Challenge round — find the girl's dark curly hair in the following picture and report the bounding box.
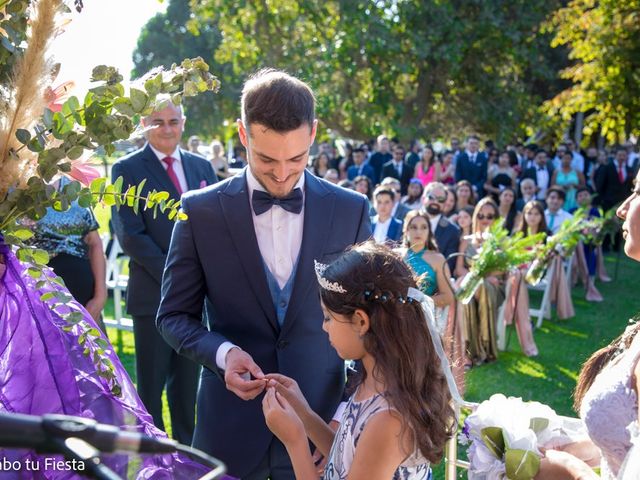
[319,241,455,463]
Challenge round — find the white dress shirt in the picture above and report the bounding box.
[373,216,392,244]
[535,166,550,200]
[148,144,189,193]
[545,208,573,234]
[216,169,306,370]
[430,214,441,235]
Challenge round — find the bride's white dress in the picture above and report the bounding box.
[580,325,640,479]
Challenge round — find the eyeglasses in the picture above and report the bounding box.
[477,214,496,220]
[427,194,447,202]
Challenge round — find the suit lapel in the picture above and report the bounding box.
[141,145,180,196]
[219,170,278,332]
[280,173,333,337]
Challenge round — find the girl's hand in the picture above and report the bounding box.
[265,373,312,421]
[535,449,599,479]
[262,387,306,446]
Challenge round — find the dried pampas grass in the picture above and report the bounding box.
[0,0,64,199]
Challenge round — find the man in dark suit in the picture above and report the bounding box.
[455,135,489,197]
[381,144,413,195]
[156,69,371,479]
[596,146,634,211]
[422,182,460,272]
[346,146,375,184]
[368,135,392,184]
[521,149,554,201]
[111,101,217,445]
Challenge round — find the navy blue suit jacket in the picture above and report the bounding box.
[371,216,403,244]
[434,215,461,272]
[455,152,488,197]
[156,170,371,477]
[347,163,376,184]
[111,144,217,316]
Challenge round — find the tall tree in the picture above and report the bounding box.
[132,0,238,139]
[193,0,564,143]
[543,0,640,144]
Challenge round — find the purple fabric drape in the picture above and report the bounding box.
[0,236,222,479]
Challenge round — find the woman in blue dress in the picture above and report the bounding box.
[400,210,454,308]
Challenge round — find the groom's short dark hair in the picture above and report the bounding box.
[241,68,315,133]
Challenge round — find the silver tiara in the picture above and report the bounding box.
[314,260,346,293]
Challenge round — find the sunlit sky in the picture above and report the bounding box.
[49,0,167,94]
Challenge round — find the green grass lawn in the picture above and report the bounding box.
[102,252,637,478]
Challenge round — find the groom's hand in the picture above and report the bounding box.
[224,348,266,400]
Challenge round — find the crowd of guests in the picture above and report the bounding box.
[293,135,638,380]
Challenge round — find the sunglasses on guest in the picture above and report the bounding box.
[477,213,496,220]
[426,194,447,202]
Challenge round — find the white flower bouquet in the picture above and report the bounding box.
[461,394,587,480]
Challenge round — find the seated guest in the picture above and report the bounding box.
[323,168,339,184]
[414,145,440,186]
[371,186,403,244]
[401,178,424,211]
[346,147,375,184]
[453,206,476,278]
[455,179,476,211]
[484,151,517,202]
[551,150,585,212]
[440,150,456,185]
[354,174,375,216]
[521,149,554,201]
[503,200,545,357]
[381,176,412,222]
[571,187,604,302]
[460,198,505,365]
[443,187,458,221]
[516,177,537,211]
[498,187,522,234]
[309,151,331,177]
[545,186,573,234]
[422,182,461,272]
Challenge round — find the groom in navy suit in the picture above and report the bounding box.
[157,69,371,479]
[111,100,217,445]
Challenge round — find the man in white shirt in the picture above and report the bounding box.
[544,186,573,234]
[156,69,371,479]
[371,186,402,244]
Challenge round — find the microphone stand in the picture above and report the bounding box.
[49,437,120,480]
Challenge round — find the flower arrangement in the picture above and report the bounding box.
[462,394,587,480]
[525,209,593,285]
[455,220,545,303]
[0,0,219,394]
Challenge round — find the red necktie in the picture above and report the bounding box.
[162,156,183,195]
[618,163,625,183]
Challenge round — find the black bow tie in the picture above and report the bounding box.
[252,188,303,215]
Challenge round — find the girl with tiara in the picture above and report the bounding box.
[261,242,457,480]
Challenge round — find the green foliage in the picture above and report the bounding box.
[543,0,640,144]
[192,0,564,143]
[0,0,30,82]
[132,0,239,139]
[0,49,218,395]
[457,220,545,302]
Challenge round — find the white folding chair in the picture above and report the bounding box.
[529,265,554,328]
[104,236,133,331]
